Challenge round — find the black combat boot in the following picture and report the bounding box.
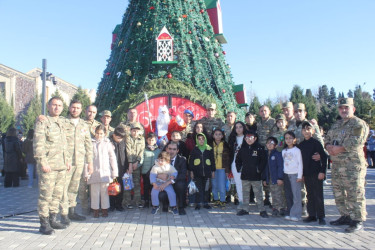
[39,216,54,235]
[68,207,86,221]
[330,215,351,226]
[345,220,364,233]
[60,214,71,226]
[49,213,67,229]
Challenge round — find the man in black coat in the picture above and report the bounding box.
[166,141,187,215]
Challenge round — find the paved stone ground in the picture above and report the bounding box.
[0,169,374,249]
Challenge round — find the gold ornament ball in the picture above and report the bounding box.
[137,22,142,27]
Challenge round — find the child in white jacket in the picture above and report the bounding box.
[87,125,118,218]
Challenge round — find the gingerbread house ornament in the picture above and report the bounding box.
[156,26,174,61]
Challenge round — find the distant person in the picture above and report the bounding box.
[3,127,22,187]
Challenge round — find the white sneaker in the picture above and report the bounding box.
[285,216,291,220]
[290,217,299,222]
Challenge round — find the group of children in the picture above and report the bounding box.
[86,119,327,225]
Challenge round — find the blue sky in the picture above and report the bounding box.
[0,0,374,103]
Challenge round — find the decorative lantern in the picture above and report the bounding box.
[156,26,174,62]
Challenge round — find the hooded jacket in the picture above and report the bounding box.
[188,133,216,177]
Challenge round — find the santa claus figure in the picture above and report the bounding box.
[151,105,186,147]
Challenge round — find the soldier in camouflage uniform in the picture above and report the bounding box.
[124,123,145,208]
[79,105,102,214]
[100,110,114,137]
[271,114,288,152]
[257,105,275,206]
[33,97,70,235]
[198,103,225,138]
[222,111,236,142]
[60,100,93,225]
[119,108,145,137]
[325,98,369,233]
[288,103,324,145]
[282,102,296,129]
[180,109,195,141]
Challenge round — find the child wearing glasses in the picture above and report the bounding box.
[235,131,268,218]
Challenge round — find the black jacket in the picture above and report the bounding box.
[3,136,22,173]
[110,137,127,177]
[172,154,187,182]
[298,137,327,176]
[235,142,266,181]
[188,146,216,178]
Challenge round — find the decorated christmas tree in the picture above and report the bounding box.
[96,0,246,126]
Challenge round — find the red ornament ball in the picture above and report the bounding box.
[106,72,111,76]
[149,6,155,10]
[167,73,173,78]
[222,51,226,55]
[222,89,226,93]
[188,31,192,34]
[200,9,205,13]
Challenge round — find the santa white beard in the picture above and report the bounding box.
[156,112,170,137]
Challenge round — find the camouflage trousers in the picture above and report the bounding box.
[331,162,367,221]
[269,183,287,210]
[38,168,66,217]
[78,174,90,211]
[123,168,141,207]
[61,164,85,215]
[240,180,265,212]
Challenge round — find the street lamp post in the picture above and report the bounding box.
[42,59,47,115]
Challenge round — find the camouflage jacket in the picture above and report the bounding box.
[257,117,276,146]
[288,118,324,145]
[287,116,296,129]
[85,119,102,138]
[119,121,145,137]
[222,123,234,142]
[126,135,145,163]
[33,116,70,170]
[64,118,93,166]
[325,116,369,165]
[181,121,195,141]
[105,126,114,138]
[271,128,287,152]
[199,117,225,136]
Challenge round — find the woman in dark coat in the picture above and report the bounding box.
[3,127,23,187]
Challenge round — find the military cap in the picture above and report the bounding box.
[275,114,286,121]
[282,102,293,109]
[338,98,354,107]
[206,103,216,110]
[245,112,256,117]
[130,123,141,130]
[301,121,313,129]
[101,110,112,117]
[294,103,306,111]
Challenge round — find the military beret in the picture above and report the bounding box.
[184,109,194,118]
[338,98,354,107]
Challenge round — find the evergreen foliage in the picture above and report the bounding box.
[96,0,243,118]
[290,85,305,104]
[248,96,261,116]
[0,94,15,133]
[21,95,42,134]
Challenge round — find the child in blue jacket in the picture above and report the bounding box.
[263,137,287,216]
